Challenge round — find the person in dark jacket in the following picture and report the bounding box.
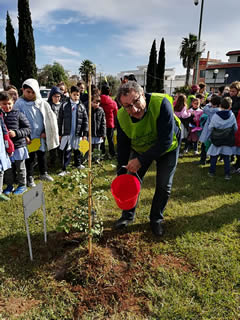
[115,81,181,236]
[58,86,88,176]
[91,93,106,162]
[47,86,62,167]
[0,92,31,195]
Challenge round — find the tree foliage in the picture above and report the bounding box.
[179,33,198,86]
[146,39,157,93]
[79,60,96,84]
[156,37,165,93]
[0,42,8,90]
[37,62,68,88]
[18,0,37,85]
[6,11,20,89]
[98,74,120,96]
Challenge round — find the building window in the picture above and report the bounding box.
[199,70,205,78]
[237,56,240,62]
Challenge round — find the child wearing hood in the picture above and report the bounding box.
[207,97,237,180]
[14,78,59,187]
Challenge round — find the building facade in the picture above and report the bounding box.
[117,66,192,95]
[205,50,240,92]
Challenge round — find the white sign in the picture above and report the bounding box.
[22,183,47,261]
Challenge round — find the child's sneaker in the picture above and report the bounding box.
[0,193,10,201]
[3,185,14,195]
[183,149,188,154]
[224,175,232,180]
[27,176,36,188]
[13,185,27,195]
[208,172,215,178]
[40,173,54,182]
[58,171,67,177]
[194,151,199,155]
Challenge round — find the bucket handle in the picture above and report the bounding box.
[117,166,142,184]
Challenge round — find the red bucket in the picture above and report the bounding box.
[111,174,141,210]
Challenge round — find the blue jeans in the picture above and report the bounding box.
[209,155,230,175]
[121,146,179,223]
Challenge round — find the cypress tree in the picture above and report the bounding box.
[18,0,37,85]
[156,37,165,93]
[146,39,157,93]
[6,11,20,89]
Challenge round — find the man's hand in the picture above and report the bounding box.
[126,158,141,173]
[40,132,46,139]
[9,130,16,138]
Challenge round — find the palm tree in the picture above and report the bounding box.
[79,59,96,84]
[179,33,198,86]
[0,42,8,90]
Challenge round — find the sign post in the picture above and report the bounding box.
[22,183,47,261]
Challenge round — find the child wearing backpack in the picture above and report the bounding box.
[207,97,237,180]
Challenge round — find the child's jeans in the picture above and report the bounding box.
[4,160,26,186]
[209,155,230,175]
[26,150,48,177]
[184,140,198,152]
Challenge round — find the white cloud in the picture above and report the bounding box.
[40,45,80,57]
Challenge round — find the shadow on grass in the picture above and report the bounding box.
[102,200,240,243]
[0,230,83,280]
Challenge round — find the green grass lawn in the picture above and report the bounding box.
[0,153,239,319]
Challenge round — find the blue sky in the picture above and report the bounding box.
[0,0,238,77]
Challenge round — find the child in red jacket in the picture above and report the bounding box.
[100,85,118,158]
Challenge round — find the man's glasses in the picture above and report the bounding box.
[122,95,141,110]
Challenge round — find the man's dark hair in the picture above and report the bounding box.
[221,97,232,109]
[101,85,110,95]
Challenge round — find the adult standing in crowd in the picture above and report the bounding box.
[115,81,181,236]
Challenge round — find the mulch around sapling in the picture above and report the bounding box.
[50,231,195,318]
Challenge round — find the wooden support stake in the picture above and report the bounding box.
[88,75,92,255]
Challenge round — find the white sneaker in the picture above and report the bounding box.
[58,171,67,177]
[40,173,54,182]
[76,165,85,169]
[194,151,199,155]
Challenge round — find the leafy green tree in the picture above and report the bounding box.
[79,59,96,84]
[18,0,37,85]
[37,62,68,88]
[156,37,165,93]
[0,42,8,90]
[179,33,198,86]
[98,74,120,96]
[146,39,157,93]
[6,11,20,89]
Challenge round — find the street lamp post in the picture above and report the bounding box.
[193,0,205,85]
[224,73,229,84]
[213,69,219,92]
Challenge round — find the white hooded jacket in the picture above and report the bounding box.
[22,79,59,151]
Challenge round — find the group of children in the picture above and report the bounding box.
[174,81,240,180]
[0,78,117,200]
